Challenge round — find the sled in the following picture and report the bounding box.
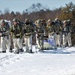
[43,36,56,50]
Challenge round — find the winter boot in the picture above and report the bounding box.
[14,50,19,54]
[2,50,6,53]
[29,49,34,53]
[19,48,24,53]
[26,49,29,53]
[9,47,13,53]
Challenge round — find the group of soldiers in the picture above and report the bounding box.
[0,18,72,54]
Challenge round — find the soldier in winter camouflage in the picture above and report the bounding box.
[10,19,24,54]
[0,19,11,53]
[41,19,48,39]
[54,18,62,47]
[47,19,57,49]
[35,19,45,50]
[62,20,72,47]
[24,19,34,53]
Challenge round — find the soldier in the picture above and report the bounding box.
[0,19,11,53]
[5,20,13,52]
[47,19,57,49]
[41,19,48,49]
[24,19,34,53]
[62,20,72,47]
[54,18,62,47]
[41,19,48,39]
[10,19,24,54]
[35,19,45,50]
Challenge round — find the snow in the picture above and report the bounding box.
[0,46,75,75]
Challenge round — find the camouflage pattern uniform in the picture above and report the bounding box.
[47,19,57,49]
[54,18,62,47]
[24,19,34,53]
[10,19,24,54]
[0,20,11,53]
[62,20,72,47]
[35,19,45,50]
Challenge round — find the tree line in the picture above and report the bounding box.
[0,2,75,22]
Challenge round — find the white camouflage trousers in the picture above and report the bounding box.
[36,34,44,49]
[13,38,23,51]
[55,33,62,47]
[1,36,11,51]
[24,35,32,52]
[63,33,72,47]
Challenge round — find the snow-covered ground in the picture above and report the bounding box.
[0,46,75,75]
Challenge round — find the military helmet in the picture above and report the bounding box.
[63,20,67,24]
[55,18,58,21]
[0,19,5,25]
[25,19,30,23]
[47,19,52,23]
[36,19,41,24]
[13,18,18,22]
[41,19,46,23]
[67,19,71,23]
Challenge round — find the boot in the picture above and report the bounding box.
[29,49,34,53]
[2,50,6,53]
[19,48,24,52]
[9,47,13,53]
[14,50,19,54]
[9,50,13,53]
[26,49,29,53]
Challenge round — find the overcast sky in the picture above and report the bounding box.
[0,0,75,13]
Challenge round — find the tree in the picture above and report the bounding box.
[59,2,74,20]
